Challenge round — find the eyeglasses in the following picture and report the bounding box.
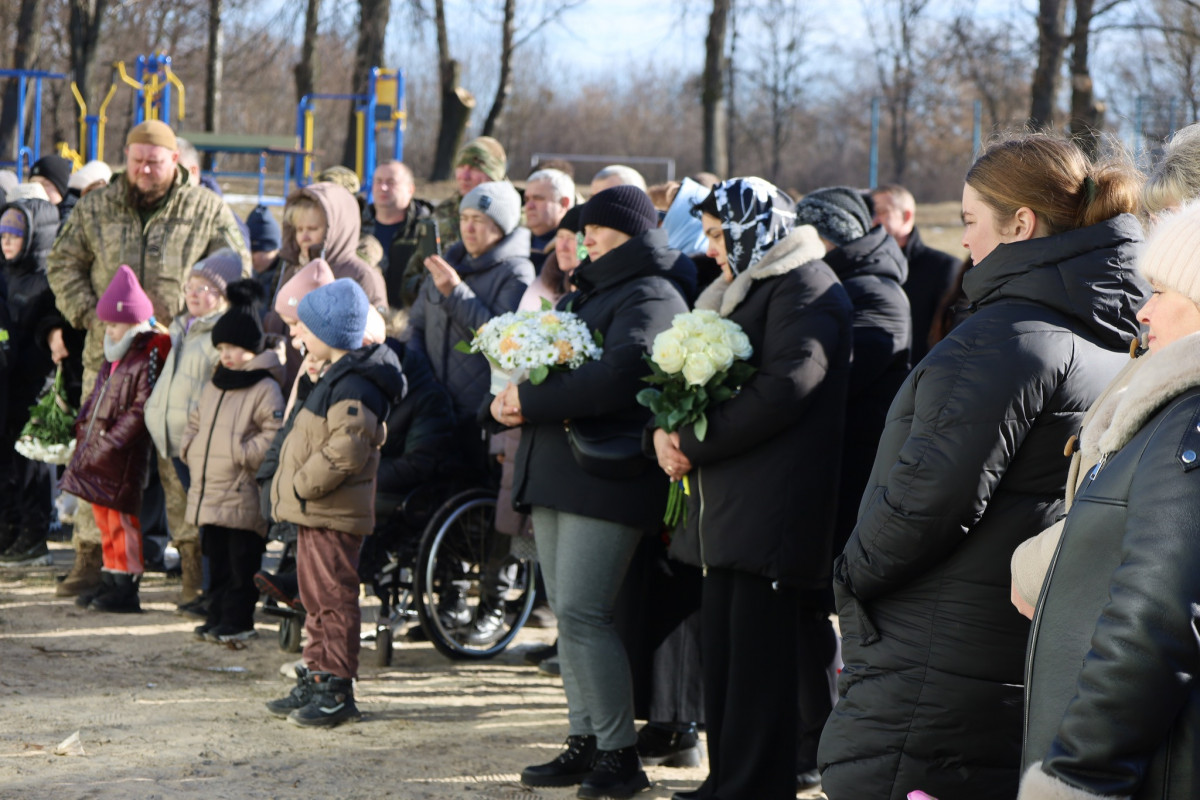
[185,284,219,297]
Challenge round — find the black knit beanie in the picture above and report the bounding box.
[30,155,72,198]
[579,185,657,238]
[794,186,873,247]
[557,204,582,235]
[211,279,266,353]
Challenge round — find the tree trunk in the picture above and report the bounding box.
[0,0,46,165]
[1067,0,1102,158]
[203,0,224,170]
[68,0,109,130]
[430,0,475,181]
[1029,0,1068,130]
[482,0,516,138]
[294,0,320,105]
[703,0,730,178]
[343,0,390,169]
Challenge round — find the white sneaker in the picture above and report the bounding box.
[280,657,305,677]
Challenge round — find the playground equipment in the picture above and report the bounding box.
[71,53,185,164]
[293,66,406,196]
[0,68,67,174]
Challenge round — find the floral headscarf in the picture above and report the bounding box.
[709,177,796,276]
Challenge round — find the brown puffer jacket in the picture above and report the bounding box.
[180,343,286,535]
[265,343,405,537]
[60,328,173,515]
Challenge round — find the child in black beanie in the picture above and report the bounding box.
[180,279,286,642]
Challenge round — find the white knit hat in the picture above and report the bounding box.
[1139,201,1200,303]
[68,160,112,192]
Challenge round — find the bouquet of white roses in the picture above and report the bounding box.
[457,299,603,393]
[15,365,78,465]
[637,309,756,525]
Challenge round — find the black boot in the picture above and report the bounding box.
[287,672,361,727]
[521,735,597,788]
[578,745,650,799]
[76,570,115,608]
[266,665,314,718]
[636,722,702,768]
[0,526,52,566]
[89,572,143,613]
[0,521,18,555]
[465,603,507,646]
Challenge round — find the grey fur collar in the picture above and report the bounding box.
[695,225,827,317]
[1081,332,1200,458]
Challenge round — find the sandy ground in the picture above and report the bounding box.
[0,542,827,800]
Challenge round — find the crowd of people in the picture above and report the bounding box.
[3,115,1200,800]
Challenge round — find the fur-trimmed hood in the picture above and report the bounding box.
[1080,332,1200,458]
[695,224,827,317]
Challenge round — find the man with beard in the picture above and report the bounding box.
[45,119,249,602]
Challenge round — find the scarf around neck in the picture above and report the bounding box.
[103,321,153,362]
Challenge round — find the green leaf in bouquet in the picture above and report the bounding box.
[454,339,475,354]
[541,297,553,311]
[593,329,604,347]
[709,385,733,404]
[636,387,662,410]
[529,364,550,385]
[727,361,757,385]
[678,393,695,412]
[667,408,688,430]
[694,412,709,441]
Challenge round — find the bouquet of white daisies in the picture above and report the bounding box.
[458,300,603,393]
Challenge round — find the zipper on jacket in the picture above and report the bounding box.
[193,390,227,526]
[1022,518,1069,759]
[696,470,708,577]
[82,375,113,445]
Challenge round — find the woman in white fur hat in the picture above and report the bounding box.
[1019,201,1200,800]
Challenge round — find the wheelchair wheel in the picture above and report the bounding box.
[278,614,302,653]
[366,626,392,667]
[414,488,537,660]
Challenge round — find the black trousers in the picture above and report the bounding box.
[202,525,266,631]
[697,567,798,800]
[797,608,840,771]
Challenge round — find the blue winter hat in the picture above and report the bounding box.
[298,278,369,351]
[246,205,282,253]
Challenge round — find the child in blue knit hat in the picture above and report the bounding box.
[260,278,406,728]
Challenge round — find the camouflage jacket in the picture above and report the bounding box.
[46,165,250,372]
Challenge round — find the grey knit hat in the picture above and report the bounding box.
[190,248,244,297]
[794,186,873,247]
[298,278,369,351]
[460,182,521,235]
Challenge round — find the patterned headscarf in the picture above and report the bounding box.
[709,177,796,276]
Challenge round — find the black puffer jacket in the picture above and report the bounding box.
[818,213,1149,800]
[512,227,690,530]
[823,225,911,557]
[1,197,59,414]
[901,226,961,363]
[668,226,853,585]
[1020,335,1200,800]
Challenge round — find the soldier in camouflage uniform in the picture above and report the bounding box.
[45,120,250,600]
[400,136,508,309]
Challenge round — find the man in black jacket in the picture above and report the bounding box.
[871,184,961,364]
[361,160,434,313]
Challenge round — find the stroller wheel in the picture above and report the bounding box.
[279,615,302,653]
[367,627,392,667]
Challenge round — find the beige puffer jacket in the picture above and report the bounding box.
[180,343,286,535]
[145,309,223,458]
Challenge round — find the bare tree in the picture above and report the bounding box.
[482,0,516,138]
[703,0,730,177]
[1030,0,1068,129]
[68,0,109,112]
[866,0,931,184]
[342,0,389,168]
[430,0,475,180]
[0,0,47,164]
[295,0,320,105]
[203,0,223,169]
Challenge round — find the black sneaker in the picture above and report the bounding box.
[521,735,597,788]
[193,623,214,640]
[287,673,361,727]
[266,666,314,718]
[636,722,702,768]
[577,745,650,799]
[175,594,211,620]
[0,529,52,566]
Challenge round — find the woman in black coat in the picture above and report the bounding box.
[654,177,854,800]
[492,185,690,799]
[817,134,1150,800]
[1019,202,1200,800]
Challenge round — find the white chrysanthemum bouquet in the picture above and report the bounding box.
[637,309,756,524]
[15,366,78,465]
[458,300,603,392]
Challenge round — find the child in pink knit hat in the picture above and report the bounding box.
[60,266,172,613]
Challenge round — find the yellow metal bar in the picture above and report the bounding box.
[115,61,142,90]
[303,110,315,181]
[97,83,118,159]
[146,74,159,120]
[165,67,186,121]
[355,110,365,181]
[70,81,88,159]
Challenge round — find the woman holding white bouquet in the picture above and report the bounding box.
[491,185,690,798]
[652,177,854,800]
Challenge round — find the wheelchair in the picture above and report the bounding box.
[363,483,538,663]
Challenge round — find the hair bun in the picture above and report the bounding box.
[224,278,266,309]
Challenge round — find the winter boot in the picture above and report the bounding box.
[0,526,53,566]
[266,665,314,718]
[56,541,103,597]
[75,569,115,608]
[287,672,361,727]
[177,541,204,606]
[0,521,20,555]
[521,735,598,788]
[636,722,702,768]
[577,745,651,799]
[88,572,143,613]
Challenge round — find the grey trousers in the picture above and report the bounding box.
[532,506,643,751]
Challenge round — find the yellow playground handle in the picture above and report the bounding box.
[165,67,186,121]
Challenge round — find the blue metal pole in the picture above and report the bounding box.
[135,55,147,124]
[973,99,982,157]
[86,114,99,161]
[869,96,880,188]
[16,76,27,173]
[395,71,405,163]
[364,68,378,196]
[1134,95,1145,168]
[160,55,172,122]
